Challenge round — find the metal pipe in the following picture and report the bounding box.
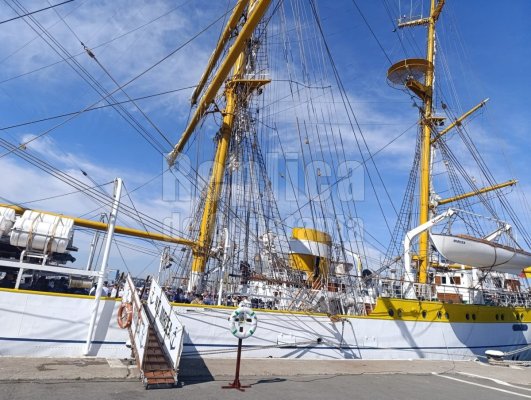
[157,246,170,283]
[217,228,230,306]
[0,203,196,248]
[85,214,105,271]
[437,179,516,205]
[83,178,122,356]
[431,98,489,144]
[403,209,455,298]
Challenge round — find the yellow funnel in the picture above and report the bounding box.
[289,228,331,279]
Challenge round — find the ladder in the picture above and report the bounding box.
[122,275,184,389]
[142,326,176,387]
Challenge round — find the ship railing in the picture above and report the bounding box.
[211,277,530,313]
[374,279,436,301]
[414,283,437,300]
[371,278,531,308]
[0,258,100,290]
[483,290,531,308]
[217,292,289,311]
[242,72,270,80]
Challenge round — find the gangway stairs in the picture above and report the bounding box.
[121,275,184,389]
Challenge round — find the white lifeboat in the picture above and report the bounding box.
[430,233,531,275]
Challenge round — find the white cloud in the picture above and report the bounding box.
[0,0,225,116]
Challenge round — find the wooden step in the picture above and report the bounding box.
[145,365,172,372]
[137,308,178,389]
[144,370,175,379]
[145,355,166,362]
[145,347,165,355]
[144,369,176,389]
[145,351,164,358]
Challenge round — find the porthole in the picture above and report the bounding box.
[397,308,403,318]
[421,310,427,319]
[521,313,525,321]
[515,313,520,321]
[437,311,442,319]
[465,313,470,320]
[495,314,499,321]
[472,314,476,321]
[445,312,450,320]
[501,314,505,321]
[388,309,394,317]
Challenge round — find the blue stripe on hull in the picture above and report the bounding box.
[1,337,528,353]
[0,336,126,345]
[181,342,530,351]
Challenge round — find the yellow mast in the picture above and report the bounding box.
[417,0,439,284]
[191,0,251,105]
[388,1,445,283]
[188,72,242,290]
[178,0,271,291]
[166,0,271,166]
[389,2,520,284]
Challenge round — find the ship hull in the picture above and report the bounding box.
[0,288,129,358]
[1,289,530,361]
[175,303,531,361]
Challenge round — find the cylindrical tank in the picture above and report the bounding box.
[10,211,74,254]
[289,228,331,280]
[0,207,16,237]
[69,277,94,289]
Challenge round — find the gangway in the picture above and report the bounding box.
[121,275,184,389]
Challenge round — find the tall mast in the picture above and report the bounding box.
[166,0,271,291]
[417,0,438,284]
[188,49,246,291]
[387,0,445,283]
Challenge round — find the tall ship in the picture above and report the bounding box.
[0,0,529,377]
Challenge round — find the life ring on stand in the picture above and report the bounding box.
[117,302,133,329]
[229,306,258,339]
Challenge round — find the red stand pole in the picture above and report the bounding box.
[222,338,251,391]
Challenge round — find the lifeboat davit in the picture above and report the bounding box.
[430,234,531,275]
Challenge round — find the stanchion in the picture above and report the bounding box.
[222,338,250,391]
[221,305,258,392]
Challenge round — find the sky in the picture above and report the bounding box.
[0,0,529,279]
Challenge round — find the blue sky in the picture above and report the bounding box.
[0,0,529,277]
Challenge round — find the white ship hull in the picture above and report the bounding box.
[431,234,531,275]
[176,307,531,361]
[1,289,530,361]
[0,289,130,358]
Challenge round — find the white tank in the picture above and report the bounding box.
[0,207,16,237]
[10,211,74,254]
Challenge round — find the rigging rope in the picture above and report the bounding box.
[308,0,398,259]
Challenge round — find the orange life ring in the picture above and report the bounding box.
[117,302,133,329]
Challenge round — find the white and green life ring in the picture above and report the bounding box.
[229,306,258,339]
